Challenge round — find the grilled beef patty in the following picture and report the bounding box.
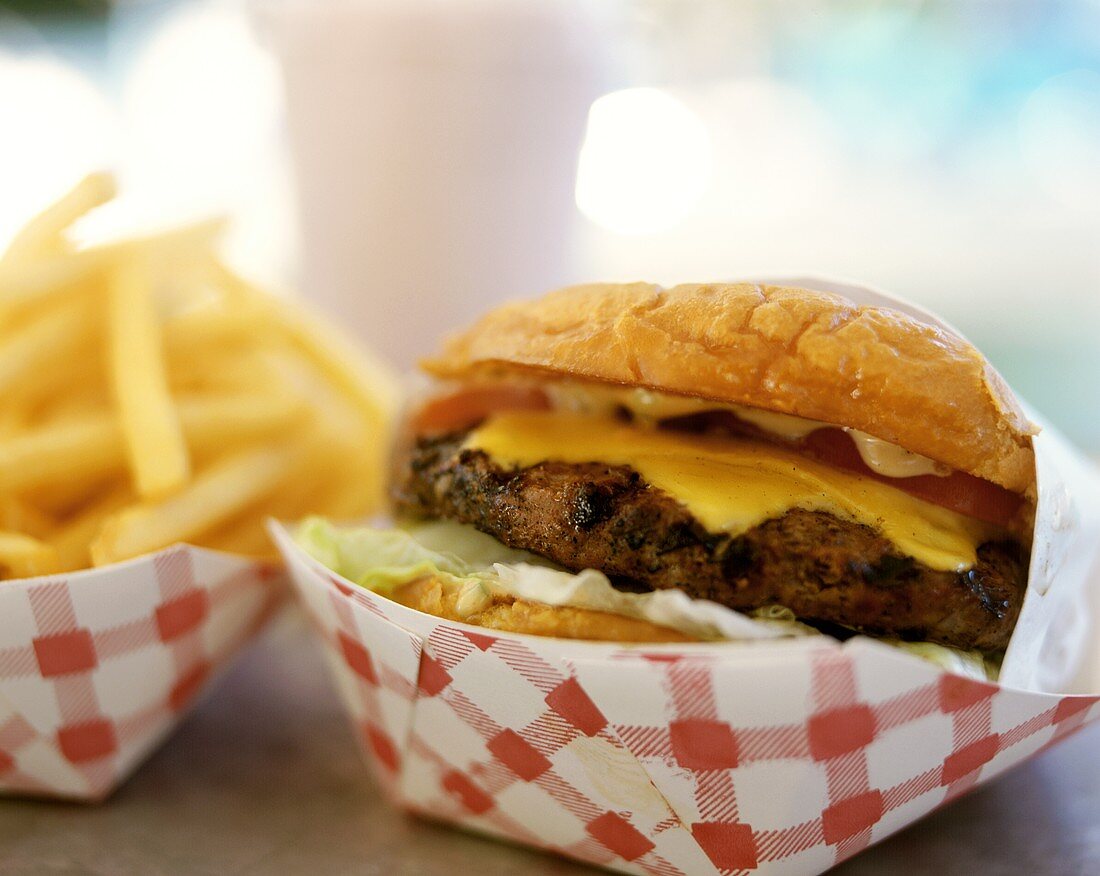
[396,431,1027,651]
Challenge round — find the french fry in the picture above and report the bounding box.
[5,346,105,417]
[0,531,59,578]
[26,476,124,519]
[209,258,400,423]
[177,394,306,453]
[254,348,388,510]
[0,393,304,494]
[202,481,322,558]
[256,348,364,441]
[164,302,266,354]
[0,296,97,396]
[196,437,337,558]
[0,497,55,540]
[50,487,132,572]
[0,405,29,441]
[0,180,396,576]
[308,457,380,520]
[201,518,281,560]
[0,173,116,265]
[167,347,277,395]
[34,376,110,424]
[211,261,397,510]
[107,254,191,498]
[90,443,301,565]
[0,416,121,494]
[0,218,225,316]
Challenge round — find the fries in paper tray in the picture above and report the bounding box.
[272,277,1100,875]
[0,175,396,799]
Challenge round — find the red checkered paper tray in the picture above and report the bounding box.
[274,521,1100,876]
[0,547,284,800]
[273,279,1100,875]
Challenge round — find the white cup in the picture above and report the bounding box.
[255,0,614,369]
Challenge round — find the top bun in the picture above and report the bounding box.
[424,282,1038,495]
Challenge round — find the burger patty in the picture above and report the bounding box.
[396,432,1028,651]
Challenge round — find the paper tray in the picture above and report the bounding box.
[0,546,285,801]
[274,525,1100,875]
[270,275,1100,873]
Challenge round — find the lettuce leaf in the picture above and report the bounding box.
[887,640,1000,682]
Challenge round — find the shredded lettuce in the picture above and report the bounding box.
[887,640,1000,682]
[297,520,463,592]
[296,517,554,589]
[296,517,998,680]
[746,604,820,636]
[296,517,782,641]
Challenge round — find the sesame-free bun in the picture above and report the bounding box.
[391,576,694,643]
[424,282,1038,495]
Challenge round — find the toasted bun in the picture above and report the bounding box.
[424,282,1038,495]
[391,576,694,643]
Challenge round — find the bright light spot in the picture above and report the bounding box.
[1019,69,1100,213]
[0,55,117,249]
[118,0,292,282]
[122,1,280,197]
[575,88,712,235]
[701,78,842,221]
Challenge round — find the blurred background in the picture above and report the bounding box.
[1,0,1098,450]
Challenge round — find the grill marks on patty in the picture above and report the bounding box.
[396,431,1027,652]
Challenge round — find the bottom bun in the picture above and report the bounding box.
[391,576,694,643]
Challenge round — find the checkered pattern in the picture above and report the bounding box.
[287,543,423,799]
[0,546,284,800]
[572,640,1100,874]
[275,527,1100,876]
[397,624,721,875]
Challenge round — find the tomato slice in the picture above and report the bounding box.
[800,429,1023,528]
[411,385,551,434]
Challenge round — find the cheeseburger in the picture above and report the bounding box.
[300,283,1036,676]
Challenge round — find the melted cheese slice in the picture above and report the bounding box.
[464,411,995,572]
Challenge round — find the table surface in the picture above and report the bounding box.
[2,611,1097,876]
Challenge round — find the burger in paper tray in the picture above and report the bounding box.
[275,279,1100,874]
[0,176,395,800]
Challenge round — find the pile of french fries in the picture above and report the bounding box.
[0,173,399,578]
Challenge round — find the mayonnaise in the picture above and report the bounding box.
[543,381,949,479]
[844,429,951,478]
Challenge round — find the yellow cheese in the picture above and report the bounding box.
[464,411,995,572]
